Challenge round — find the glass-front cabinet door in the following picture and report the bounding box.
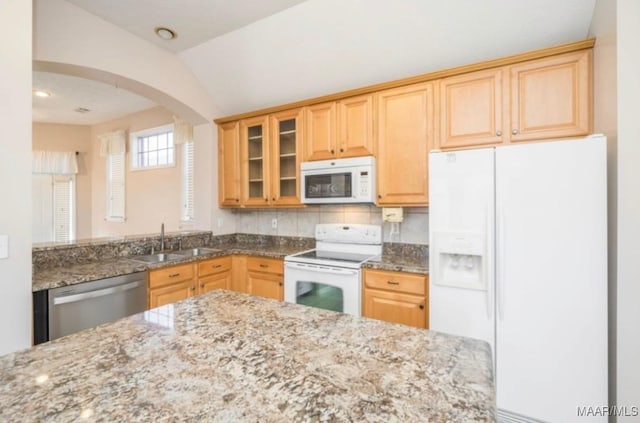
[240,116,270,206]
[270,109,303,206]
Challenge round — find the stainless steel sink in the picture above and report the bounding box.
[174,248,220,257]
[129,253,185,264]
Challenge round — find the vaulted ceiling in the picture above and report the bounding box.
[35,0,597,123]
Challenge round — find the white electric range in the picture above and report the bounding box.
[284,223,382,316]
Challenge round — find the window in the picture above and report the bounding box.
[32,175,75,243]
[53,176,75,242]
[106,152,126,222]
[182,141,195,222]
[130,124,175,170]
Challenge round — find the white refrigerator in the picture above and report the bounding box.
[429,136,607,422]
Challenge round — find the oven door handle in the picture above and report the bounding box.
[285,263,358,276]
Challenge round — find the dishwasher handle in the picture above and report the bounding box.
[53,281,142,306]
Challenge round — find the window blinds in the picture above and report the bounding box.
[53,176,74,242]
[107,152,126,221]
[182,141,195,221]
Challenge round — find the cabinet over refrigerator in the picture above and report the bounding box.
[429,135,607,422]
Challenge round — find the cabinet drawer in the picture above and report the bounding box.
[149,263,195,288]
[246,256,284,275]
[364,269,427,295]
[198,256,232,277]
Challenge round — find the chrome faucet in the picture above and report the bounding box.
[160,223,165,252]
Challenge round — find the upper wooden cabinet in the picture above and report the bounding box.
[218,122,241,207]
[234,111,304,208]
[509,49,592,142]
[375,82,434,206]
[304,95,374,161]
[270,109,303,206]
[439,68,506,149]
[437,49,592,150]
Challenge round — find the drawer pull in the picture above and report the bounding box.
[387,281,400,285]
[191,286,196,291]
[169,273,181,278]
[212,264,222,269]
[259,264,269,268]
[419,305,425,310]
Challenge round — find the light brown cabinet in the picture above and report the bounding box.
[438,49,592,150]
[246,256,284,301]
[240,115,270,206]
[269,109,304,206]
[375,83,434,206]
[218,122,241,207]
[148,263,197,309]
[439,68,506,149]
[509,49,591,142]
[197,256,232,294]
[363,268,428,329]
[304,95,374,161]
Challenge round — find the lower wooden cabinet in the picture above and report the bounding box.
[246,256,284,301]
[363,268,429,329]
[148,263,197,308]
[197,256,232,294]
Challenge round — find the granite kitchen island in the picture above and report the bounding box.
[0,290,495,421]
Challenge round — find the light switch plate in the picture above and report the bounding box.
[0,235,8,259]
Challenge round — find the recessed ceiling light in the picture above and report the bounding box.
[154,27,176,40]
[33,90,51,98]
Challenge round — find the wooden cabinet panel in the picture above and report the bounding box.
[246,256,284,275]
[439,68,506,149]
[337,95,374,158]
[304,102,337,161]
[363,289,427,329]
[364,269,427,296]
[198,256,232,278]
[510,50,591,142]
[231,255,248,293]
[247,271,284,301]
[240,115,270,206]
[198,272,231,294]
[149,279,195,309]
[149,263,195,289]
[218,122,241,207]
[376,82,433,206]
[270,108,304,206]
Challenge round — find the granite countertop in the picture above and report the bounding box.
[0,290,495,421]
[32,242,310,292]
[32,237,428,292]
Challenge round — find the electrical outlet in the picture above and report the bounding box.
[382,207,403,223]
[272,218,278,229]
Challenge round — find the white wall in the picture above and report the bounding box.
[588,0,618,410]
[0,0,32,354]
[616,0,640,418]
[33,0,216,124]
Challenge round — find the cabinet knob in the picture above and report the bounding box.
[330,149,335,154]
[512,129,519,135]
[279,282,283,286]
[200,284,204,288]
[235,198,239,202]
[191,286,196,291]
[265,198,268,202]
[419,304,425,310]
[340,148,344,153]
[272,198,276,201]
[377,195,382,199]
[496,130,502,136]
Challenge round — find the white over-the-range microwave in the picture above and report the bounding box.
[300,156,376,204]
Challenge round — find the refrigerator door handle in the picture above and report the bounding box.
[497,205,506,321]
[485,204,492,319]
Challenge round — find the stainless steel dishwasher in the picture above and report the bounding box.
[48,272,147,341]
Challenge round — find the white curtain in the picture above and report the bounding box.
[173,116,193,145]
[32,151,78,175]
[98,129,126,156]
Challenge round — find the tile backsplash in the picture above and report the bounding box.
[233,205,429,244]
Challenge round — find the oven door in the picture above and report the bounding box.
[284,262,361,316]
